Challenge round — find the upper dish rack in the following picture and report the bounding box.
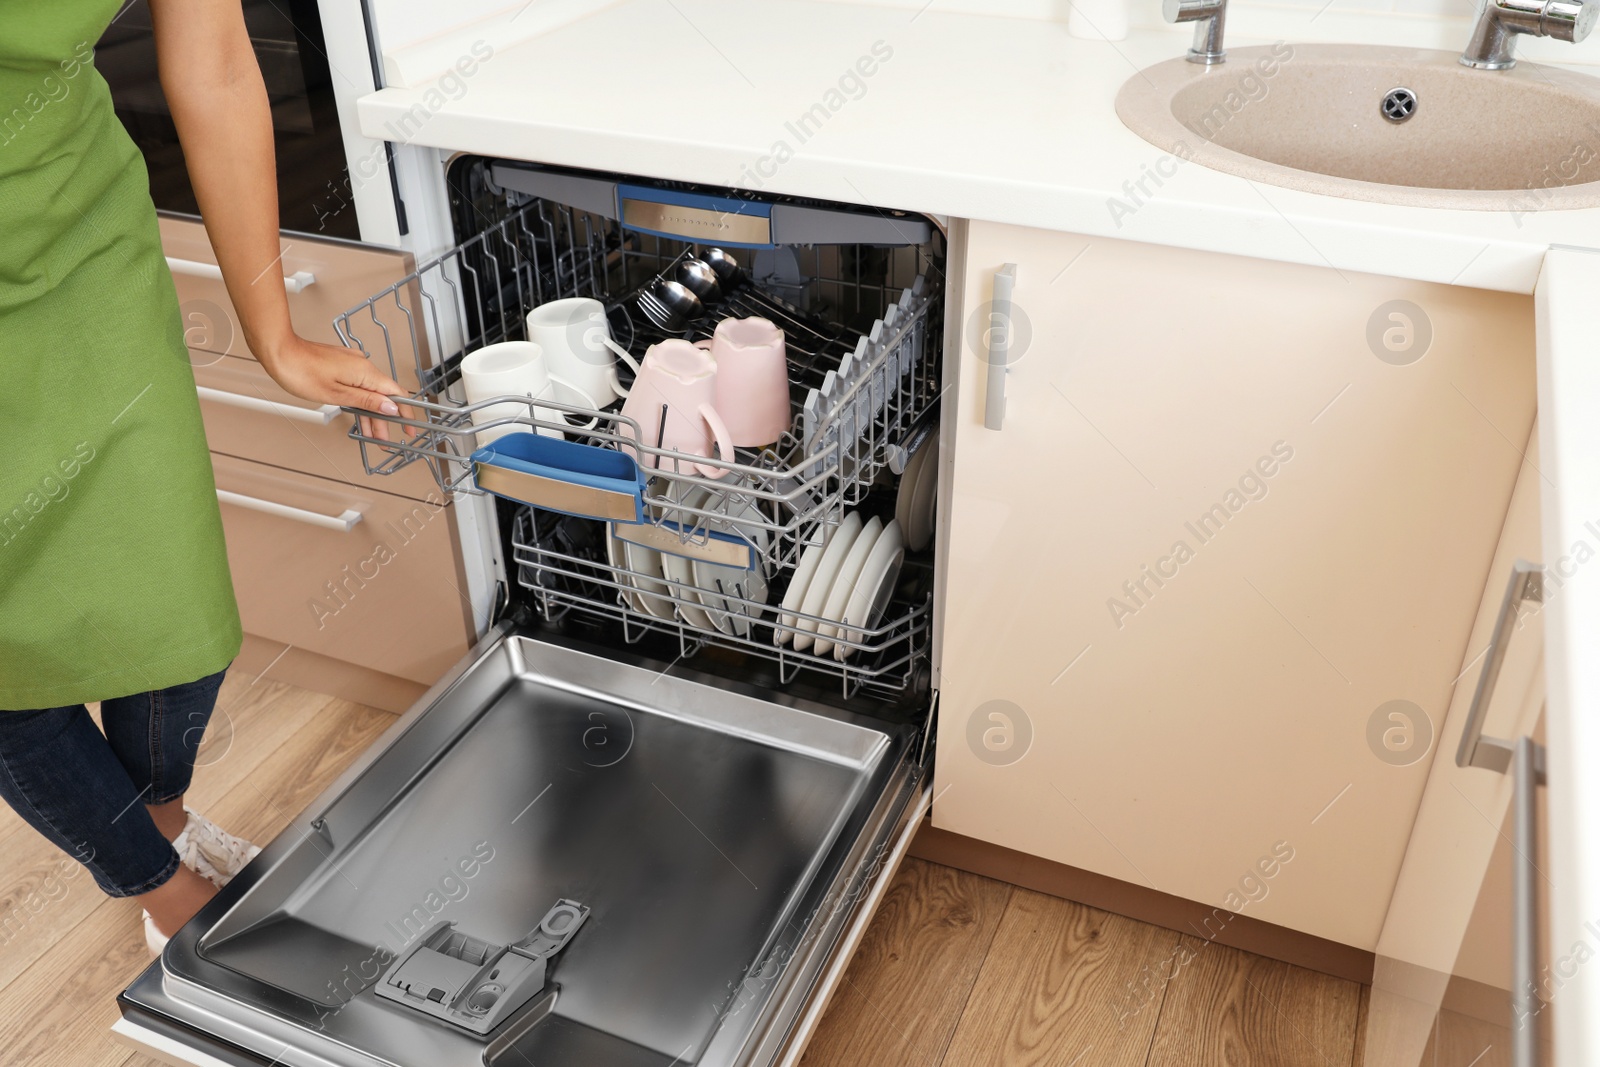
[334,192,943,573]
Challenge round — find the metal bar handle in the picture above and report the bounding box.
[216,489,362,533]
[166,256,317,294]
[1511,734,1548,1067]
[1457,559,1544,772]
[983,264,1017,431]
[195,386,340,425]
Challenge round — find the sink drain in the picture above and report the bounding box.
[1381,87,1418,123]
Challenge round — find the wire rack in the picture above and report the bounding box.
[510,508,932,699]
[333,197,943,573]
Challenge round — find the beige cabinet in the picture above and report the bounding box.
[159,216,471,706]
[159,215,429,389]
[212,454,472,686]
[934,220,1536,950]
[193,353,440,502]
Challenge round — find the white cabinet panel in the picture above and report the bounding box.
[1534,247,1600,1067]
[935,220,1535,949]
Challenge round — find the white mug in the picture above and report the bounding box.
[459,341,600,446]
[525,297,641,409]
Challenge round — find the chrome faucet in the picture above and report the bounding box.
[1461,0,1596,69]
[1164,0,1228,64]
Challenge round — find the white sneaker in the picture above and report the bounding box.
[143,910,169,955]
[181,809,261,888]
[142,814,261,956]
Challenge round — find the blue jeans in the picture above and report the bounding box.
[0,668,227,897]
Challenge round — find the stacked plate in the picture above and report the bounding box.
[607,483,770,638]
[777,511,906,661]
[894,427,938,553]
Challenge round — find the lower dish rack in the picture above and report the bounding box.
[511,507,932,700]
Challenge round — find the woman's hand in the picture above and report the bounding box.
[256,335,413,443]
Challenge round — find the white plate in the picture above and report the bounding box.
[659,485,717,630]
[693,556,768,638]
[605,526,644,614]
[621,536,675,620]
[813,516,882,659]
[792,511,863,652]
[776,522,835,646]
[693,493,770,638]
[836,519,905,661]
[623,477,680,621]
[904,429,939,553]
[894,435,927,537]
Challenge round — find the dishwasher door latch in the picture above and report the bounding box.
[374,898,589,1035]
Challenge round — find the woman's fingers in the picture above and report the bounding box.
[335,351,418,438]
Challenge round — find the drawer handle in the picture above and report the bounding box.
[1456,559,1544,773]
[216,489,362,532]
[984,263,1017,431]
[196,385,340,425]
[166,256,317,294]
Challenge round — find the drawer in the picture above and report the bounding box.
[211,453,472,685]
[194,353,440,502]
[160,215,430,391]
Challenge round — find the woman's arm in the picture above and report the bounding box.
[148,0,405,440]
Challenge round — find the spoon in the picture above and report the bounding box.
[703,247,747,288]
[676,259,724,304]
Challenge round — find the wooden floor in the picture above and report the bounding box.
[0,670,1372,1067]
[801,859,1371,1067]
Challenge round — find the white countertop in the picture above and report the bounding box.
[357,0,1600,293]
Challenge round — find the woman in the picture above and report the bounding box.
[0,1,406,951]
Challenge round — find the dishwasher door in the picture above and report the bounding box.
[117,629,927,1067]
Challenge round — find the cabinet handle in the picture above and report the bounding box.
[1510,735,1547,1067]
[195,386,340,425]
[983,263,1017,431]
[217,489,362,533]
[166,256,317,294]
[1456,559,1544,773]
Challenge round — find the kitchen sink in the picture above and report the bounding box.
[1116,43,1600,209]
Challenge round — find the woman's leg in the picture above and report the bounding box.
[0,704,215,935]
[99,667,227,842]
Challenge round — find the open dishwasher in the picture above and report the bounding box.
[118,158,946,1067]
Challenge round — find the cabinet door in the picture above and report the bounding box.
[1531,247,1600,1066]
[935,220,1535,949]
[1362,427,1544,1064]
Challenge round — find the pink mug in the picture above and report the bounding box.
[698,317,792,448]
[619,339,736,479]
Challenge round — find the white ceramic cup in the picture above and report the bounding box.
[459,341,600,446]
[619,339,736,479]
[699,317,791,448]
[525,297,642,409]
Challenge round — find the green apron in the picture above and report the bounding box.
[0,1,242,709]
